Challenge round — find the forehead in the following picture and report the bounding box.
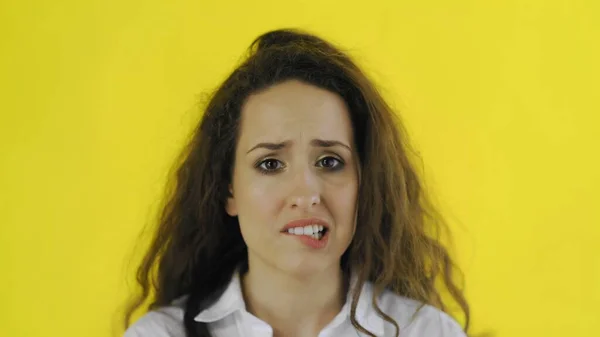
[238,80,354,144]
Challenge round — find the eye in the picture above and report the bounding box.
[257,158,284,173]
[316,156,344,170]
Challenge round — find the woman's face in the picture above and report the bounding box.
[226,80,359,277]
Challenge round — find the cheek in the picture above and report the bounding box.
[327,181,359,236]
[236,176,283,230]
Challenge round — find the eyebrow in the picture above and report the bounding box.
[246,139,352,154]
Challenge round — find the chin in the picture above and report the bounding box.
[278,256,337,277]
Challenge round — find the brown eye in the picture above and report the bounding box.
[317,156,343,170]
[258,159,283,173]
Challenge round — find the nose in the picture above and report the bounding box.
[287,167,321,210]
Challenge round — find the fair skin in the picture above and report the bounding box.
[225,80,360,337]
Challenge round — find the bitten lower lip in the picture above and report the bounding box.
[290,229,329,249]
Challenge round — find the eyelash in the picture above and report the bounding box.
[255,156,345,175]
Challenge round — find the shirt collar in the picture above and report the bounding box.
[194,270,385,335]
[193,269,247,322]
[346,274,386,335]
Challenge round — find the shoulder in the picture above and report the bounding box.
[124,304,186,337]
[377,289,467,337]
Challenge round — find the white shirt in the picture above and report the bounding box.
[125,271,466,337]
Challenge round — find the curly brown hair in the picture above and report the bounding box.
[123,28,470,337]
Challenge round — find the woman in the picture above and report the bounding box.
[123,28,470,337]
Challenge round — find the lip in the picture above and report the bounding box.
[280,218,330,232]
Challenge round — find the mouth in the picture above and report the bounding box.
[283,225,329,240]
[280,219,330,241]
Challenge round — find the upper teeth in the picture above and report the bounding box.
[288,225,324,235]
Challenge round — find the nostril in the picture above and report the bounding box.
[310,196,320,205]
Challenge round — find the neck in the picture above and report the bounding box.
[241,260,347,337]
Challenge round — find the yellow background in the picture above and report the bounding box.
[1,0,598,336]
